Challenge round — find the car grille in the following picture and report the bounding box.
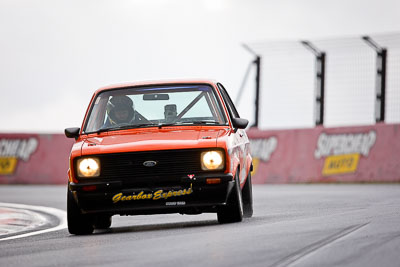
[76,149,223,184]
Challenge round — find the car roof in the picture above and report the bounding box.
[94,79,219,94]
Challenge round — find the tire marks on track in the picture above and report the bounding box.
[270,222,370,267]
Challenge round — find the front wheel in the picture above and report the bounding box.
[242,171,253,218]
[67,189,94,235]
[217,172,243,224]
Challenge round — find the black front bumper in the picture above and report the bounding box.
[69,173,234,215]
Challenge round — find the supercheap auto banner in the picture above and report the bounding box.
[247,123,400,183]
[0,134,74,184]
[1,124,399,184]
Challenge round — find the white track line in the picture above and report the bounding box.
[0,202,67,242]
[0,207,47,235]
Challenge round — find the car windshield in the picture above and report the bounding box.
[83,84,228,133]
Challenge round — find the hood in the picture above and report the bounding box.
[80,126,230,155]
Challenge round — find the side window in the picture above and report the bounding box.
[217,83,240,119]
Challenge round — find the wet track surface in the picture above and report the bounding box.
[0,184,399,267]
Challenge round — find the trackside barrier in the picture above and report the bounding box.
[0,134,74,184]
[247,123,400,183]
[1,124,399,184]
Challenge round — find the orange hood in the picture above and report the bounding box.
[80,126,230,155]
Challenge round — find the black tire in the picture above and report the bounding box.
[242,171,253,218]
[217,172,243,224]
[94,215,112,229]
[67,189,94,235]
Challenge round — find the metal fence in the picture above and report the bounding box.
[238,33,400,129]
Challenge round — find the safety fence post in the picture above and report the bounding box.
[362,36,387,123]
[301,41,326,126]
[240,44,261,128]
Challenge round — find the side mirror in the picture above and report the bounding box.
[65,127,80,139]
[231,118,249,130]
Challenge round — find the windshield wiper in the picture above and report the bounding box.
[157,121,220,128]
[91,121,222,132]
[189,121,221,125]
[157,122,182,129]
[92,123,157,134]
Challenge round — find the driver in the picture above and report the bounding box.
[104,95,137,127]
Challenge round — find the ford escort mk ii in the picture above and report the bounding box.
[65,80,253,235]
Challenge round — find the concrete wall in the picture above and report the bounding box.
[1,123,399,184]
[248,123,400,183]
[0,134,73,184]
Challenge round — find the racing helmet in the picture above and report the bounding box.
[107,95,135,124]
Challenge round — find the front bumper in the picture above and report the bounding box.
[69,173,234,215]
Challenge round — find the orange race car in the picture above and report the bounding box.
[65,80,253,235]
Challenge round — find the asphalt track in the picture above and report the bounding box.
[0,184,399,267]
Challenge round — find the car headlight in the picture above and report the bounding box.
[77,158,100,177]
[201,151,224,170]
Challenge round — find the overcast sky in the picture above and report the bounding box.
[0,0,399,133]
